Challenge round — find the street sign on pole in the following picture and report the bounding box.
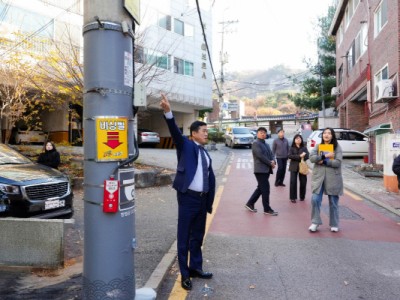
[228,103,238,111]
[95,116,128,161]
[124,0,141,24]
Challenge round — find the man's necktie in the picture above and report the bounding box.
[199,146,209,193]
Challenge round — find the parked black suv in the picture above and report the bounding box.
[0,143,73,218]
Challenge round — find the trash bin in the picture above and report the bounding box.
[363,155,369,163]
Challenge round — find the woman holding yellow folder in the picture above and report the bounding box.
[308,127,343,232]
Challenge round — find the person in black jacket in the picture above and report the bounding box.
[37,141,60,169]
[288,134,309,203]
[392,154,400,189]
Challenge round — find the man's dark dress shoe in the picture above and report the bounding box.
[181,277,192,290]
[189,269,213,279]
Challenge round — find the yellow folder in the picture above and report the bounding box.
[318,144,334,160]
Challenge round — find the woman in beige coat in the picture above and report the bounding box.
[308,128,343,232]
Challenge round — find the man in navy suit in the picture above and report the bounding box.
[160,93,215,290]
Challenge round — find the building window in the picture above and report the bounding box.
[158,14,171,31]
[344,0,360,30]
[174,19,184,35]
[338,65,343,85]
[360,23,368,55]
[0,3,54,38]
[375,65,389,83]
[337,22,343,45]
[174,58,184,74]
[134,47,170,70]
[374,0,387,37]
[134,46,145,64]
[174,58,194,76]
[146,50,171,70]
[184,61,194,76]
[347,42,355,73]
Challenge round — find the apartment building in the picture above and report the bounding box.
[330,0,400,191]
[0,0,212,145]
[0,0,83,144]
[135,0,213,138]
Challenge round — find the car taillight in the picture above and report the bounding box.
[310,140,316,147]
[141,133,148,136]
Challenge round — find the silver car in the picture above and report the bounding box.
[137,128,160,147]
[224,127,254,148]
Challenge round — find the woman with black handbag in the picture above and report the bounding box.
[288,134,309,203]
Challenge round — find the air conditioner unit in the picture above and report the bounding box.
[331,87,341,96]
[375,79,395,103]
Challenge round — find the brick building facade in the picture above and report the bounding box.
[331,0,400,135]
[330,0,400,191]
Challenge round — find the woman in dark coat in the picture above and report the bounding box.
[288,134,309,203]
[37,141,60,169]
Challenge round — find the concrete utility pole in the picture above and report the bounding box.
[218,20,238,130]
[83,1,138,298]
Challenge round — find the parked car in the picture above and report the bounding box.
[307,128,369,157]
[224,127,254,148]
[0,143,74,218]
[137,128,160,147]
[15,130,47,145]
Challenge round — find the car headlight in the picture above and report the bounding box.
[0,184,20,194]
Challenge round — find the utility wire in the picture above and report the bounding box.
[195,0,222,97]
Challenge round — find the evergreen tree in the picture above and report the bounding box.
[290,5,337,111]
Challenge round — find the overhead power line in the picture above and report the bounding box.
[195,0,222,97]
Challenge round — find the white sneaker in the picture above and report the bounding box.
[330,227,339,232]
[308,224,318,232]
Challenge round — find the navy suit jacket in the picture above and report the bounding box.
[165,117,216,213]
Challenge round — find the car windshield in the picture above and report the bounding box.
[0,144,31,165]
[233,128,251,134]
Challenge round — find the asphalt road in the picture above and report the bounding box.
[158,147,400,300]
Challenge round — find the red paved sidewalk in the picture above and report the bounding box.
[210,152,400,242]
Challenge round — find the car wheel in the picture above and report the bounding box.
[225,140,228,147]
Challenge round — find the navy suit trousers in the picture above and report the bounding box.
[177,191,207,278]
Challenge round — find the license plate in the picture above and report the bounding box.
[45,199,65,210]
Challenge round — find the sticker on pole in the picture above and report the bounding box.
[96,117,128,161]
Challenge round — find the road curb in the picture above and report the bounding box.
[143,241,177,291]
[344,183,400,217]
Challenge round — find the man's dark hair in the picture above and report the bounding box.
[190,120,207,136]
[257,127,267,133]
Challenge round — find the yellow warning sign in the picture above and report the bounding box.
[96,117,128,161]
